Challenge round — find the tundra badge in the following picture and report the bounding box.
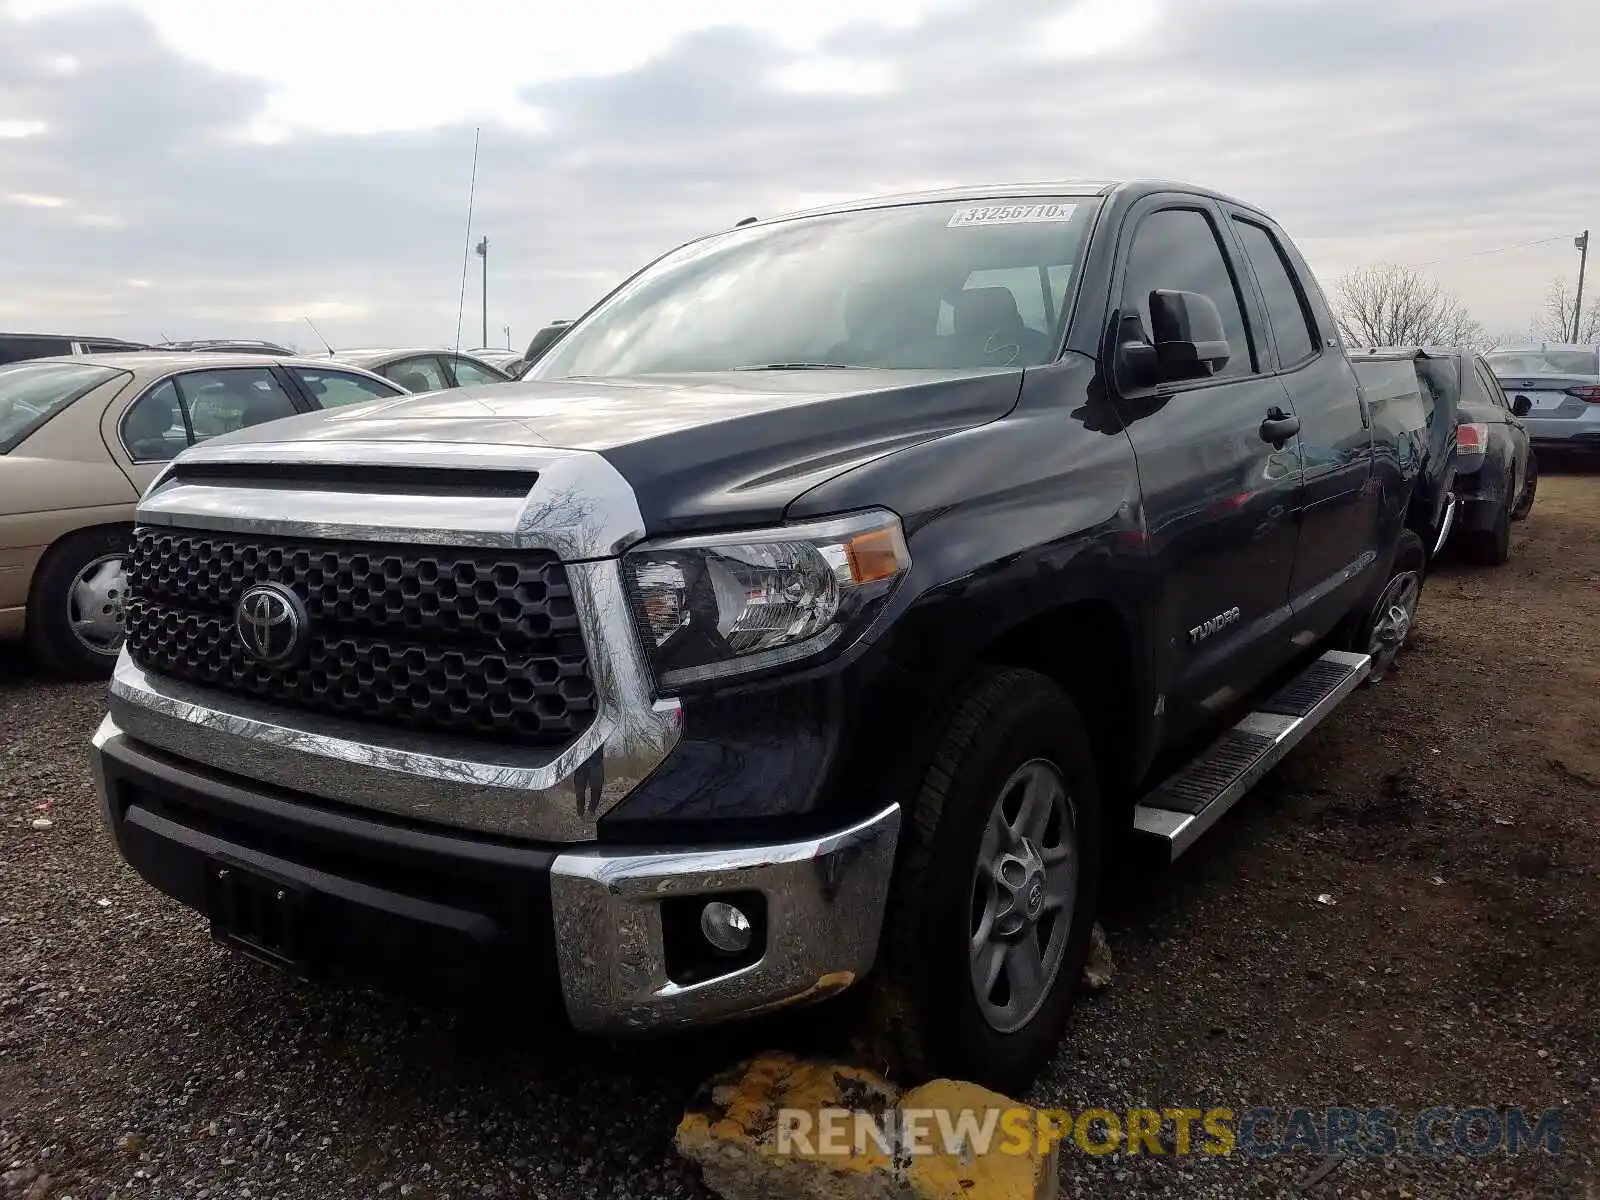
[1189,606,1241,645]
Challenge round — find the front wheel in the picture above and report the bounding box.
[877,667,1102,1094]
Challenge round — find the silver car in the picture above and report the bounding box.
[324,348,513,392]
[1485,344,1600,457]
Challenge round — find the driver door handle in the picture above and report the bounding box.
[1260,406,1300,447]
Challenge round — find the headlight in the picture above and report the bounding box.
[622,509,911,690]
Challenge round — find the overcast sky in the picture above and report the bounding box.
[2,0,1596,352]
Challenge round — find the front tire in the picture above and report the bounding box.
[27,525,133,679]
[878,667,1102,1095]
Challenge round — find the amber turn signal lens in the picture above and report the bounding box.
[844,525,909,584]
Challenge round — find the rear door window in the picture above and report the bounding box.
[176,368,298,443]
[1232,219,1319,368]
[0,361,121,452]
[381,356,450,392]
[446,356,508,386]
[291,367,402,409]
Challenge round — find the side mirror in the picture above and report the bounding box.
[1114,311,1161,389]
[523,319,573,366]
[1511,394,1533,418]
[1149,289,1230,379]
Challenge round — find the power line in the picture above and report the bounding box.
[1404,235,1570,269]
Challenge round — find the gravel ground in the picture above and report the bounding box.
[3,471,1597,1200]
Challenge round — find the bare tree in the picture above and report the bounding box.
[1333,264,1486,349]
[1483,328,1533,352]
[1535,277,1600,343]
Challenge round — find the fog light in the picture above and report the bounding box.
[699,901,753,955]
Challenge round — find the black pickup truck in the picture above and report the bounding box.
[91,181,1445,1092]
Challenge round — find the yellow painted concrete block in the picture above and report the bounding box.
[676,1052,1059,1200]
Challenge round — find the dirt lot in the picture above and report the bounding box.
[2,472,1597,1200]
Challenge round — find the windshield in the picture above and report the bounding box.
[0,361,121,453]
[531,198,1100,379]
[1486,348,1599,377]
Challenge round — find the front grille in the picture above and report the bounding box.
[124,527,597,744]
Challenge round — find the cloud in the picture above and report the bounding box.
[0,0,1596,349]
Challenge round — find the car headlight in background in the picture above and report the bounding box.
[621,509,911,690]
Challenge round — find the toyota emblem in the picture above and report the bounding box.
[235,582,308,667]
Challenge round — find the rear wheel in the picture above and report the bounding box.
[1461,479,1512,566]
[1340,529,1425,683]
[1511,452,1538,520]
[877,667,1102,1094]
[27,525,133,679]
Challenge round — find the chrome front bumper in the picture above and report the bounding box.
[92,711,900,1032]
[549,803,901,1032]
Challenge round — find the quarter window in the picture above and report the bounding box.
[121,380,188,462]
[1233,219,1319,367]
[1121,208,1254,379]
[1475,360,1510,411]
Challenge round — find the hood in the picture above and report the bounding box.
[189,369,1023,534]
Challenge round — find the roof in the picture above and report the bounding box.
[25,350,384,372]
[157,338,295,353]
[754,178,1270,228]
[1485,342,1598,354]
[331,348,457,366]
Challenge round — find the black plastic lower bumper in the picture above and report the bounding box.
[93,722,562,997]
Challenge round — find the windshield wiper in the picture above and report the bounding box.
[730,362,865,371]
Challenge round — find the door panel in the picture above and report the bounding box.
[1108,199,1304,732]
[1228,212,1375,628]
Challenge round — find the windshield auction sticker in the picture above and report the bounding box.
[947,202,1078,227]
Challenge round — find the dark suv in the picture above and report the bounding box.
[0,333,149,364]
[1354,347,1534,565]
[91,180,1439,1092]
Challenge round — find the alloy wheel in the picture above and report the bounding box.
[968,758,1077,1033]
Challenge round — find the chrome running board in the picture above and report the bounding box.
[1133,650,1372,860]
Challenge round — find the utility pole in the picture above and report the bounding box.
[475,235,489,347]
[1574,231,1590,343]
[502,324,512,350]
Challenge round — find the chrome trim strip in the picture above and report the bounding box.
[1134,650,1371,860]
[141,442,647,559]
[1432,492,1457,557]
[549,803,901,1032]
[107,555,680,842]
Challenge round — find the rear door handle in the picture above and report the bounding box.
[1260,407,1300,447]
